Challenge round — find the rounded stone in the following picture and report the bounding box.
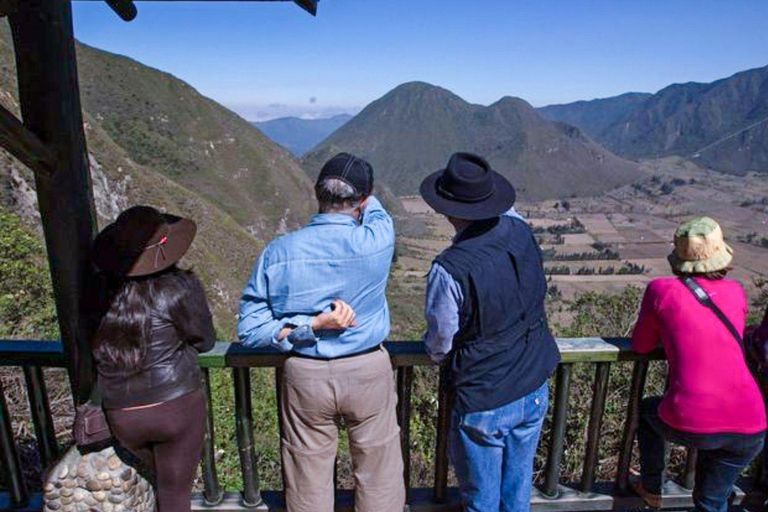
[85,480,100,492]
[93,491,107,502]
[108,455,121,470]
[93,456,108,470]
[46,502,61,511]
[97,471,110,481]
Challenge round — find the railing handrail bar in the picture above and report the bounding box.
[0,338,666,368]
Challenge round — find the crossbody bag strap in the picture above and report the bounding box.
[680,277,746,358]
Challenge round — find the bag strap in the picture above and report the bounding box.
[680,277,746,357]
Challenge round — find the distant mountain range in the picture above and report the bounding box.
[540,65,768,174]
[303,82,644,199]
[255,114,352,156]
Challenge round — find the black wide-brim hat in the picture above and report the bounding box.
[92,206,197,277]
[420,152,516,220]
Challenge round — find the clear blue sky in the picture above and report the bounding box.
[73,0,768,121]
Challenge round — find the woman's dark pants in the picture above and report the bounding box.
[106,389,206,512]
[638,396,764,512]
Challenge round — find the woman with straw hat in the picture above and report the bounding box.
[88,206,215,512]
[631,216,765,512]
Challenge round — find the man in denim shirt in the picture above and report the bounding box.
[238,153,404,512]
[421,153,560,512]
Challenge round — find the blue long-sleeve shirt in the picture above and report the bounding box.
[238,196,395,358]
[423,208,525,363]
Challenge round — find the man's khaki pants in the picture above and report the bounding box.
[280,346,405,512]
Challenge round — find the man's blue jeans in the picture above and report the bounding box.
[638,396,765,512]
[449,382,549,512]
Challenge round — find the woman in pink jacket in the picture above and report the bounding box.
[631,217,765,512]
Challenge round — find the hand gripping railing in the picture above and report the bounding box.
[0,338,720,511]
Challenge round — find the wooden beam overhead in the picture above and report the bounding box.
[0,0,19,17]
[74,0,319,17]
[0,105,55,177]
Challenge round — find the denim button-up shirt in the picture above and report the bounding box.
[238,196,394,358]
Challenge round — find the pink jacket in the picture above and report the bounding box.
[632,277,766,434]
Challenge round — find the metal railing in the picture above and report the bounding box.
[0,338,733,511]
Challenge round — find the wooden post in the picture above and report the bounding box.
[9,0,98,403]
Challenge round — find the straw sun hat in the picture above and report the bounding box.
[667,216,733,274]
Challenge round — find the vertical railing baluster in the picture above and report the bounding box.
[275,367,287,491]
[683,448,698,490]
[200,368,223,506]
[334,457,339,493]
[0,377,28,507]
[616,360,649,494]
[542,363,573,498]
[581,362,611,493]
[396,366,413,495]
[233,367,262,507]
[434,366,451,503]
[23,366,58,468]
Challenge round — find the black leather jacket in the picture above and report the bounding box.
[95,274,216,409]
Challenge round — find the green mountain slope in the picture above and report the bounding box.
[0,23,295,337]
[303,82,644,199]
[75,42,315,239]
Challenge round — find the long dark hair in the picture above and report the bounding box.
[89,266,203,372]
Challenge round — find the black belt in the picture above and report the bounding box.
[289,344,382,361]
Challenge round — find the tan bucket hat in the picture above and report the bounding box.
[667,216,733,274]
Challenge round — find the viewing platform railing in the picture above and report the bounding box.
[0,339,760,511]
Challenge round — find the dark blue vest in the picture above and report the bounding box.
[435,216,561,413]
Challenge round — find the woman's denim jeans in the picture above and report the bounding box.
[449,381,549,512]
[638,396,764,512]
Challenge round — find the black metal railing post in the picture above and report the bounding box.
[23,365,58,468]
[0,378,28,507]
[434,366,451,503]
[396,366,413,494]
[683,448,698,490]
[275,367,287,491]
[581,362,611,494]
[542,363,573,498]
[233,367,262,507]
[616,359,649,494]
[200,368,224,506]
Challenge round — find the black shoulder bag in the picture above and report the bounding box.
[680,277,748,360]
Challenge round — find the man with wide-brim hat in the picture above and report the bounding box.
[420,152,560,512]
